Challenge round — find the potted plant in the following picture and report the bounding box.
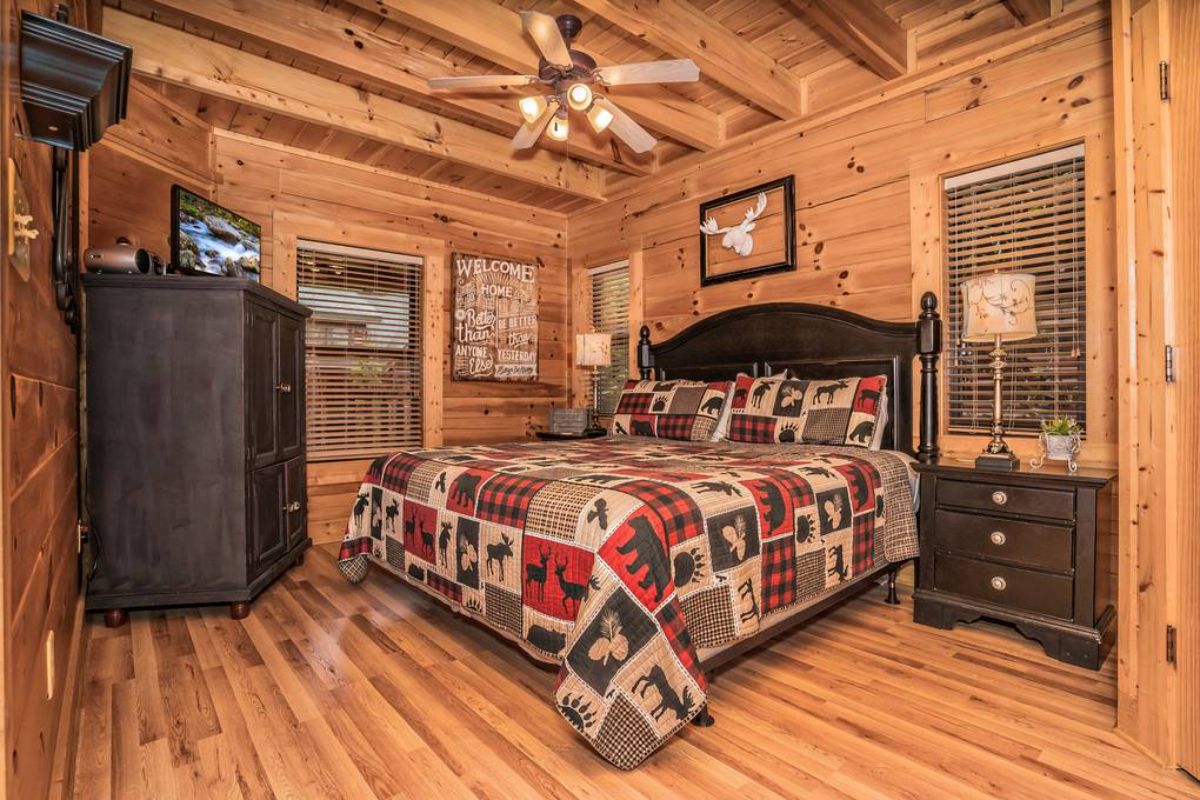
[1033,417,1081,472]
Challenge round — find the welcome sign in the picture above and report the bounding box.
[452,252,539,382]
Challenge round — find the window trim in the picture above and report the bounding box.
[588,259,631,416]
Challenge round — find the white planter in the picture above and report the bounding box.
[1034,432,1081,472]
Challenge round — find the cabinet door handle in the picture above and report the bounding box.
[989,530,1007,546]
[990,490,1008,506]
[990,576,1007,592]
[274,382,293,394]
[284,501,301,513]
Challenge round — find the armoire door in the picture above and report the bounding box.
[283,456,307,549]
[246,302,280,469]
[277,313,304,462]
[248,462,287,579]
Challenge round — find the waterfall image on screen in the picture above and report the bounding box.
[171,185,262,280]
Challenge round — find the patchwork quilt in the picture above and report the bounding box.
[338,437,918,768]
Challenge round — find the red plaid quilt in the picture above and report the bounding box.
[338,438,918,768]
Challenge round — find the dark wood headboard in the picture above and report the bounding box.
[637,293,943,460]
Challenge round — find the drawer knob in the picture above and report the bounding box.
[991,490,1009,506]
[274,382,293,394]
[285,501,301,513]
[990,576,1007,592]
[989,531,1007,546]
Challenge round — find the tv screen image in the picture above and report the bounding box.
[171,185,262,280]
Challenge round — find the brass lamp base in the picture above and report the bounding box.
[975,451,1020,471]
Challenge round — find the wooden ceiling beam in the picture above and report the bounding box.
[128,0,652,177]
[793,0,909,80]
[1002,0,1057,26]
[343,0,722,151]
[102,9,605,201]
[571,0,808,119]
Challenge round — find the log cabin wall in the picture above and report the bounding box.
[1,2,94,798]
[88,86,571,544]
[567,2,1118,468]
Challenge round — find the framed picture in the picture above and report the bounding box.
[451,252,539,382]
[698,175,795,286]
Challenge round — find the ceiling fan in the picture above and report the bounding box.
[427,11,699,154]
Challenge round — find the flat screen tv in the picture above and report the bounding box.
[170,185,261,281]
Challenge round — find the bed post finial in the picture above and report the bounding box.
[918,292,942,462]
[637,325,653,380]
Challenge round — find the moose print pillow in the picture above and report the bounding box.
[725,373,888,447]
[610,379,732,441]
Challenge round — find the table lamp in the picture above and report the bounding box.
[960,272,1038,471]
[575,332,612,432]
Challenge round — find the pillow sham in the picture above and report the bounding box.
[711,371,785,442]
[725,373,888,447]
[611,378,732,441]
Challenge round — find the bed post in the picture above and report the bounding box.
[917,292,942,463]
[637,324,653,380]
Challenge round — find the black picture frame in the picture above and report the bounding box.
[698,175,796,287]
[170,184,262,281]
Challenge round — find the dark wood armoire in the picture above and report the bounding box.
[83,274,311,623]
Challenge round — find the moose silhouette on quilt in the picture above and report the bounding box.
[338,438,916,768]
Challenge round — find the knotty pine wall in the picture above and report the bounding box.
[2,3,94,798]
[89,82,571,544]
[568,9,1118,468]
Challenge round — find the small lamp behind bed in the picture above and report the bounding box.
[960,272,1038,471]
[575,332,612,433]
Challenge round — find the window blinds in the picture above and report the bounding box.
[296,240,424,460]
[589,262,630,414]
[944,144,1087,436]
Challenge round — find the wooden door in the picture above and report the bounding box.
[277,312,304,462]
[1171,0,1200,779]
[246,301,280,469]
[248,463,287,579]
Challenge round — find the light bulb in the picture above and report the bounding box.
[566,82,593,111]
[587,103,614,133]
[518,95,547,123]
[547,114,569,141]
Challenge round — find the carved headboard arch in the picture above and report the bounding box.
[637,293,942,460]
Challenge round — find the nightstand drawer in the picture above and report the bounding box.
[934,554,1074,619]
[936,479,1074,521]
[933,510,1074,572]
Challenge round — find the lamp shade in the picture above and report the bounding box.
[960,272,1038,343]
[575,332,612,367]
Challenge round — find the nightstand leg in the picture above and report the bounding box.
[885,568,900,605]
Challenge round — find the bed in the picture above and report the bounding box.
[337,295,943,768]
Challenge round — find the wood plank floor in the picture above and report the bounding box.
[71,545,1199,799]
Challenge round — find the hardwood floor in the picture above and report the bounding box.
[71,545,1197,799]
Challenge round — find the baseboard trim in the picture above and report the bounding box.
[48,595,88,800]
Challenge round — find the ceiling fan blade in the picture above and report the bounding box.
[593,59,700,87]
[595,97,657,154]
[512,100,558,150]
[520,11,573,68]
[427,74,537,90]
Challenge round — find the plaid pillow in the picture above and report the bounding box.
[611,379,732,441]
[725,374,888,447]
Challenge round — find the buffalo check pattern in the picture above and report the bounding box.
[726,374,889,447]
[611,379,732,441]
[338,437,917,769]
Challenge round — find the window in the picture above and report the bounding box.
[945,144,1086,436]
[589,261,630,414]
[297,240,423,459]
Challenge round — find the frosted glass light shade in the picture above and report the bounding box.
[547,114,569,141]
[575,332,612,367]
[587,103,613,132]
[566,82,593,111]
[961,272,1039,343]
[518,95,547,123]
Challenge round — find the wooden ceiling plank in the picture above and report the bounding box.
[131,0,651,176]
[103,8,606,201]
[793,0,909,80]
[1002,0,1056,26]
[343,0,722,150]
[572,0,809,119]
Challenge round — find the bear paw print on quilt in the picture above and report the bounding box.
[726,374,887,447]
[610,379,732,441]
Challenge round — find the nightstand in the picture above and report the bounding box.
[912,460,1117,669]
[535,429,606,441]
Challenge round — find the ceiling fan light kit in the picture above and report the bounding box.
[426,11,699,153]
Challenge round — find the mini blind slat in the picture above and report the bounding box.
[297,240,424,460]
[590,263,630,414]
[945,147,1086,436]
